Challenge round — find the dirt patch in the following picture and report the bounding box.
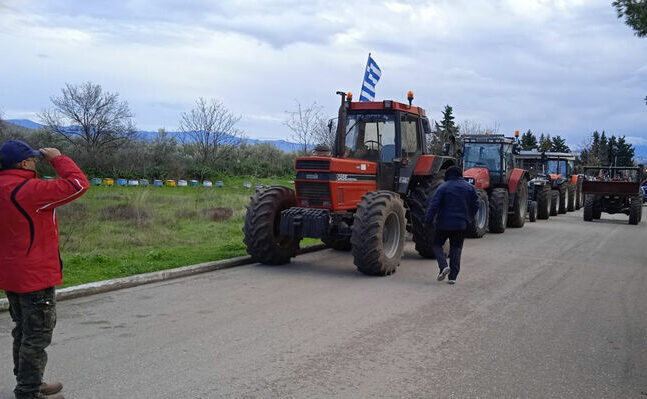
[202,207,234,222]
[100,204,150,225]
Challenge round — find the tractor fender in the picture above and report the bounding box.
[464,167,490,190]
[570,174,581,185]
[413,155,456,177]
[508,168,528,194]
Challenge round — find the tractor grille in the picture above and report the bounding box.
[296,181,331,199]
[296,160,330,170]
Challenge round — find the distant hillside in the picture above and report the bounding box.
[6,119,308,152]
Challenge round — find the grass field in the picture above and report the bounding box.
[6,176,319,294]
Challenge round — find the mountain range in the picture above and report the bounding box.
[5,119,308,153]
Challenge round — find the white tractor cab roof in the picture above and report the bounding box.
[516,151,577,161]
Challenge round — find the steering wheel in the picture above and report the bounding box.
[364,140,382,151]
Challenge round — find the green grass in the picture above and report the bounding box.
[5,176,319,294]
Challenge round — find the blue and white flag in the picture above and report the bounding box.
[359,54,381,102]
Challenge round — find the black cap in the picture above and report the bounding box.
[445,166,463,179]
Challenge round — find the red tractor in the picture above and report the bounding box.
[243,91,457,276]
[461,134,530,237]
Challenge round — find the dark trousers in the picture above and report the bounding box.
[431,230,465,281]
[5,287,56,398]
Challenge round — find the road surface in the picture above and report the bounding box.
[2,208,647,398]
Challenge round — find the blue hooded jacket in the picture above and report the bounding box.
[425,168,480,231]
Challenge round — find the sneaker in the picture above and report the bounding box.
[447,279,456,285]
[40,381,63,396]
[437,267,450,281]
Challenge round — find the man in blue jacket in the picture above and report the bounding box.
[425,166,480,284]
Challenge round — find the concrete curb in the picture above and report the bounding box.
[0,244,326,312]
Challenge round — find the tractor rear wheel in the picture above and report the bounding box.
[468,188,489,238]
[243,186,300,264]
[583,195,594,221]
[528,200,538,222]
[489,188,508,233]
[629,195,642,225]
[550,190,559,216]
[407,178,443,257]
[322,234,352,251]
[537,184,551,220]
[351,191,406,276]
[567,183,576,212]
[558,183,568,214]
[508,178,528,228]
[575,180,583,210]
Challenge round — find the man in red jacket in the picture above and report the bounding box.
[1,140,88,399]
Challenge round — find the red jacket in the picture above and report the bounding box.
[0,155,88,293]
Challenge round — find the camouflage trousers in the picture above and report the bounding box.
[5,287,56,399]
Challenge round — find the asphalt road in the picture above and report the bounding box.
[2,208,647,398]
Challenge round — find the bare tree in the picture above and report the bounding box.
[179,98,242,164]
[284,101,323,155]
[312,116,336,152]
[460,120,483,135]
[40,82,137,161]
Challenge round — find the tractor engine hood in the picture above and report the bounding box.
[463,167,490,190]
[293,156,378,211]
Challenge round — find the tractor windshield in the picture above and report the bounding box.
[345,113,396,162]
[463,143,502,173]
[546,160,568,175]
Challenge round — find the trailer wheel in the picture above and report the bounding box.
[489,188,508,233]
[243,186,300,264]
[558,183,568,214]
[468,188,489,238]
[508,178,528,228]
[567,183,576,212]
[629,195,642,225]
[575,179,583,210]
[528,200,537,222]
[550,190,559,216]
[593,198,602,219]
[351,191,406,276]
[322,235,352,251]
[583,195,594,221]
[407,178,443,257]
[537,184,551,220]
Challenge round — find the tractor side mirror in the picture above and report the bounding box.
[513,143,521,155]
[422,119,432,135]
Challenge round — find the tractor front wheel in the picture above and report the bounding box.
[243,186,300,265]
[558,183,568,214]
[550,190,559,216]
[508,178,528,228]
[489,188,508,233]
[351,191,406,276]
[537,184,551,220]
[583,195,594,221]
[468,189,489,238]
[528,200,537,222]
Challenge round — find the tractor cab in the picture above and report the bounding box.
[462,135,519,188]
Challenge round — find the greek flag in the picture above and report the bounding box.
[359,54,381,102]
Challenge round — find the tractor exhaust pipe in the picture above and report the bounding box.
[334,91,347,158]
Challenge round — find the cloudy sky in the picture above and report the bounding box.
[1,0,646,150]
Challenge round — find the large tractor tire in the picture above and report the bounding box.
[489,188,508,233]
[575,180,583,210]
[468,188,489,238]
[322,234,351,251]
[567,183,576,212]
[528,201,538,222]
[508,178,528,228]
[243,186,300,265]
[407,179,443,257]
[550,190,559,216]
[351,191,406,276]
[537,184,551,220]
[629,195,642,225]
[558,183,568,214]
[583,195,594,221]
